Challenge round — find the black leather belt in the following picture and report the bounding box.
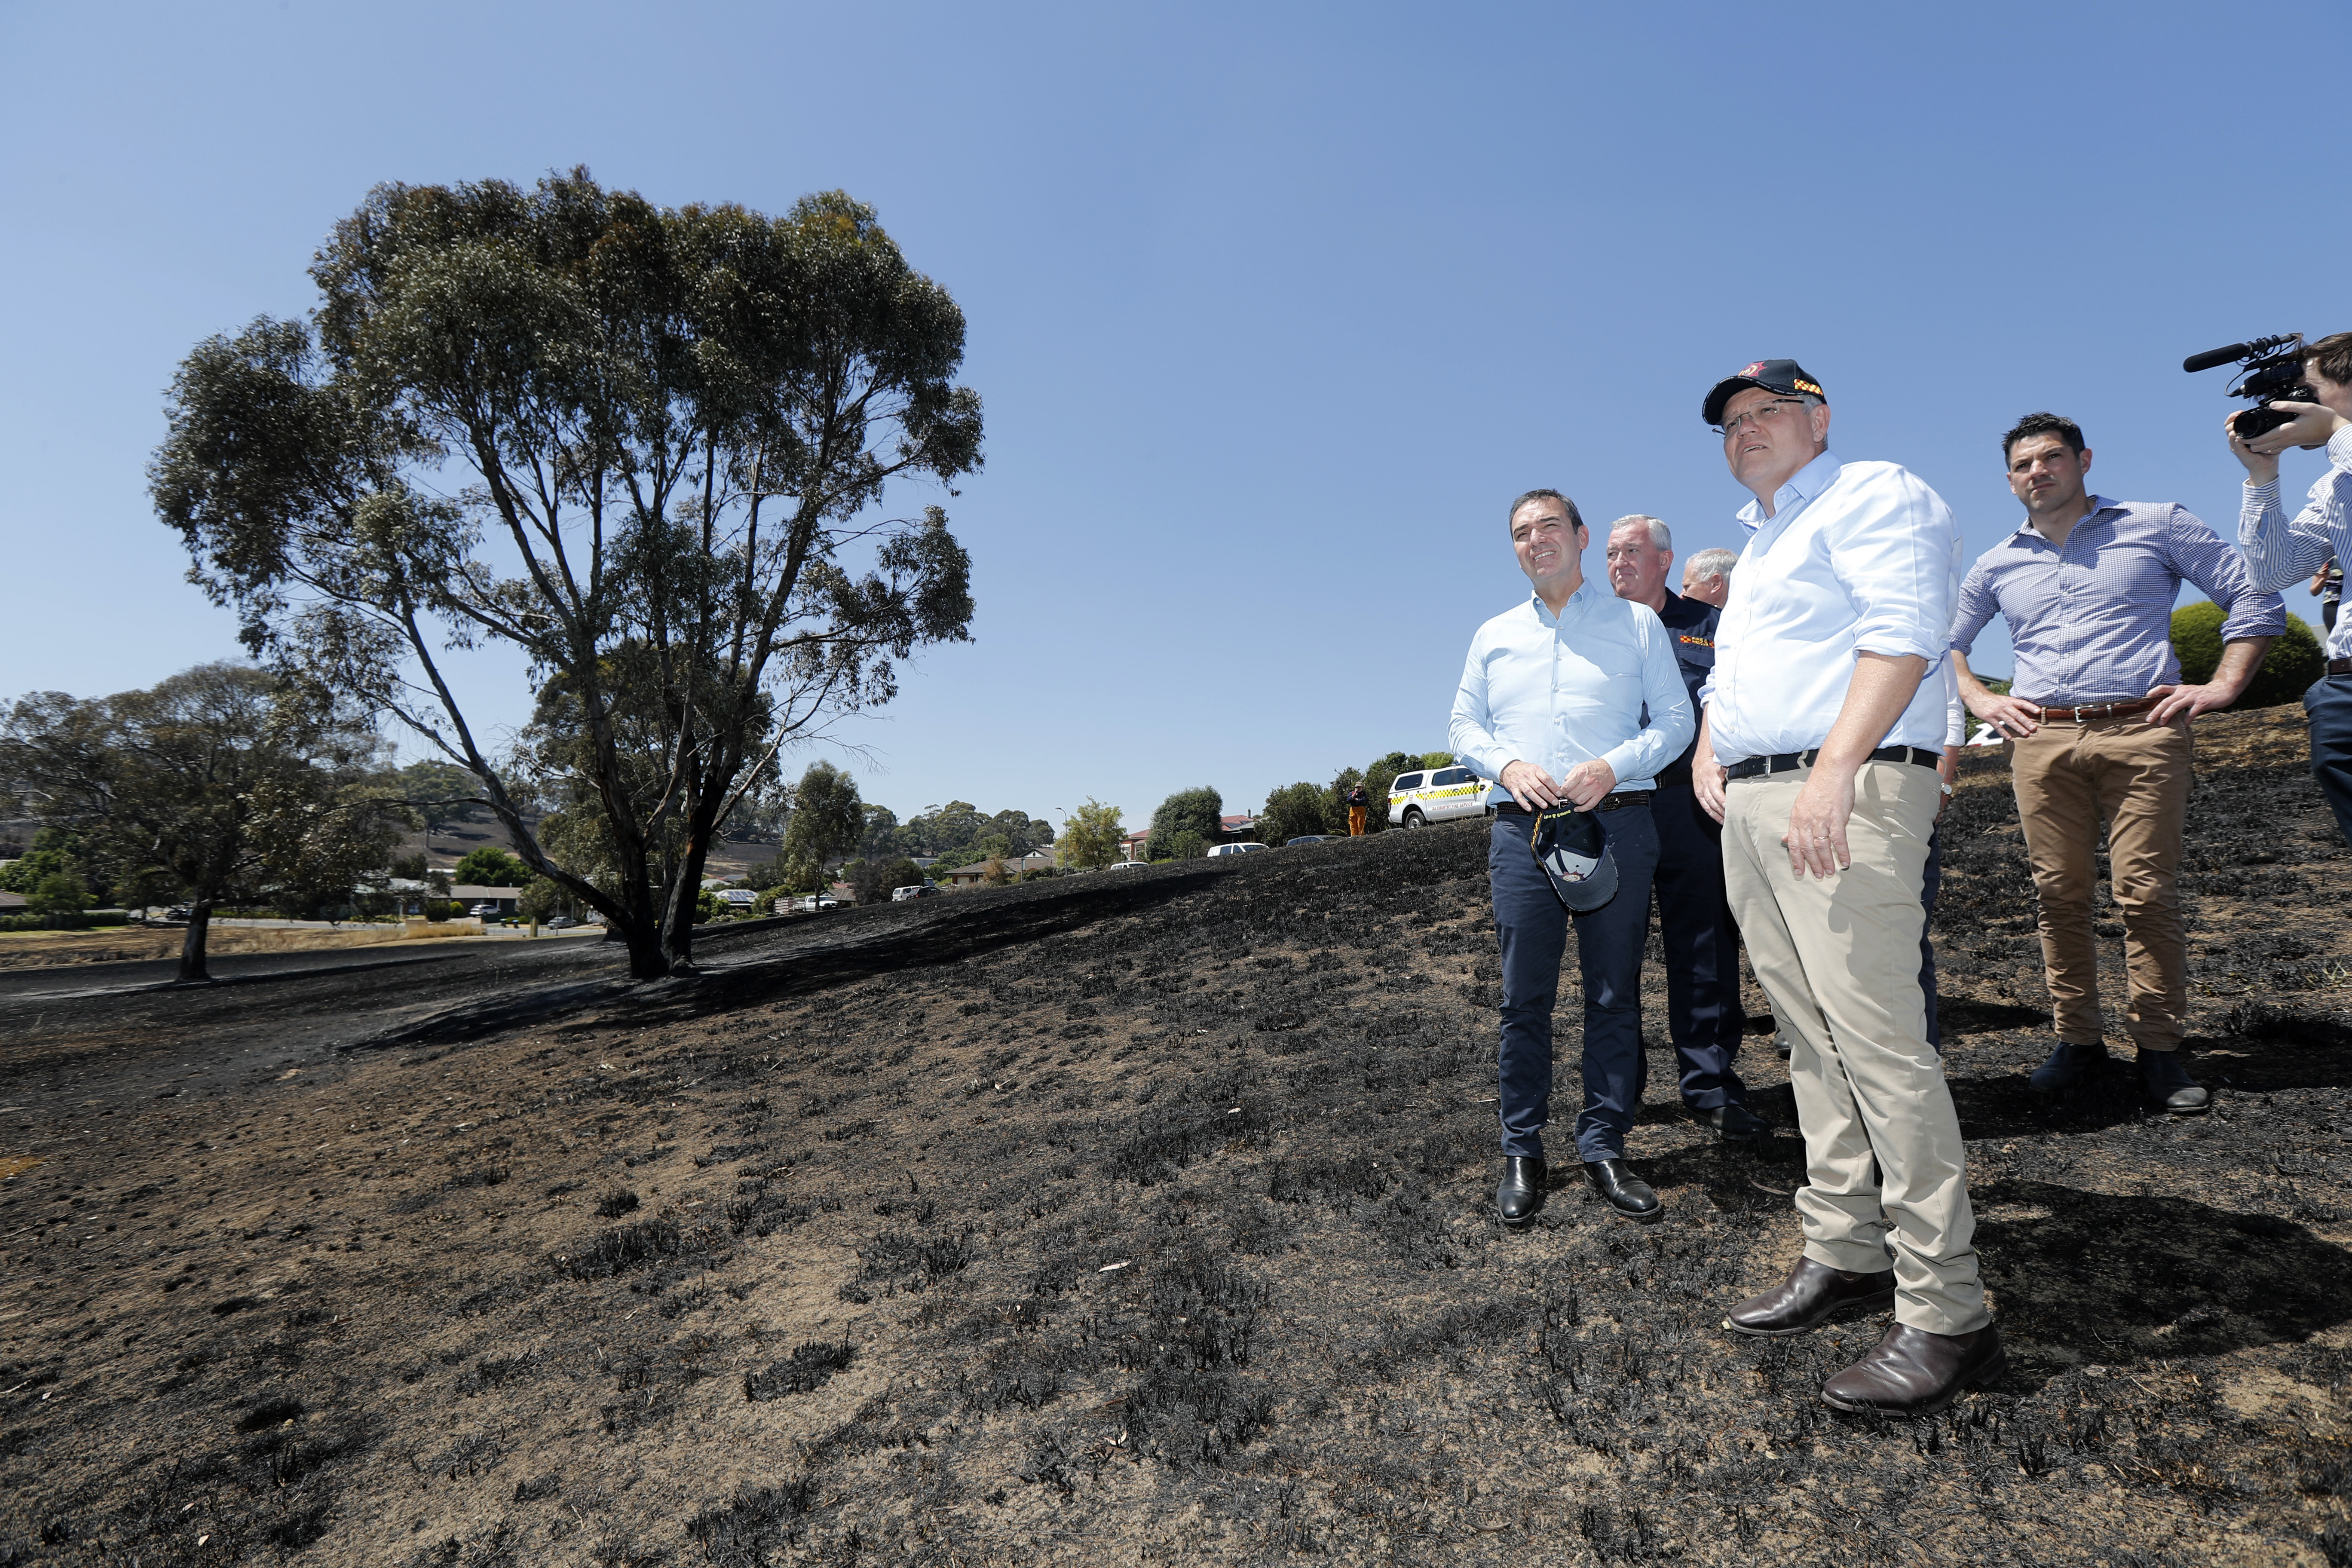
[1724,745,1940,782]
[1495,791,1654,815]
[2330,658,2352,677]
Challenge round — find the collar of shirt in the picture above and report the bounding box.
[2006,494,2122,545]
[1735,449,1843,535]
[1525,579,1601,626]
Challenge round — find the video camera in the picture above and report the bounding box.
[2184,333,2315,441]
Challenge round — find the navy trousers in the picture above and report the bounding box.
[1649,781,1749,1110]
[2306,674,2352,848]
[1490,804,1660,1162]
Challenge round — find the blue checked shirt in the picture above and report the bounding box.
[1950,496,2284,705]
[2237,426,2352,662]
[1699,450,1961,760]
[1449,582,1694,804]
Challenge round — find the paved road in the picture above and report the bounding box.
[0,933,603,1002]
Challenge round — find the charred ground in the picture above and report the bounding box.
[2,707,2349,1565]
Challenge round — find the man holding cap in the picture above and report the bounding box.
[1690,362,2003,1416]
[1451,488,1694,1227]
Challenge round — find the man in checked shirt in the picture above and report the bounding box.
[2230,332,2352,845]
[1951,412,2282,1115]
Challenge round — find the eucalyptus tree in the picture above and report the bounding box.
[152,171,981,978]
[1,664,405,982]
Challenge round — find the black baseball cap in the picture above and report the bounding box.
[1530,803,1619,913]
[1703,359,1827,427]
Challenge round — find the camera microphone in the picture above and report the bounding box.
[2184,343,2254,374]
[2183,332,2311,440]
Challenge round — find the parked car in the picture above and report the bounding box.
[1388,764,1494,828]
[890,884,941,901]
[1284,835,1331,846]
[545,916,578,929]
[1206,842,1267,858]
[1104,860,1149,871]
[468,902,497,919]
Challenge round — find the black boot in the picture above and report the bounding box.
[1690,1102,1772,1140]
[1582,1159,1661,1222]
[1496,1157,1547,1225]
[2028,1040,2107,1093]
[2139,1048,2208,1114]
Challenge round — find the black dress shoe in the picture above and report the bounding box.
[1820,1321,2008,1416]
[2029,1040,2107,1093]
[1724,1255,1896,1338]
[1581,1159,1660,1222]
[2139,1048,2209,1114]
[1690,1102,1772,1140]
[1495,1157,1547,1225]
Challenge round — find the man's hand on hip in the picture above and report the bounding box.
[2147,681,2237,724]
[1782,766,1857,878]
[1965,687,2043,738]
[2152,636,2272,724]
[1498,759,1562,809]
[1560,759,1617,811]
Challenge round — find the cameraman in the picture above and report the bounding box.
[2231,331,2352,841]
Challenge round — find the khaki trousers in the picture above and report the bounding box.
[1722,760,1989,1335]
[2006,716,2192,1051]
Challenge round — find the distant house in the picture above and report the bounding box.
[942,851,1058,888]
[1120,830,1152,863]
[452,884,524,915]
[0,891,25,916]
[1219,814,1258,840]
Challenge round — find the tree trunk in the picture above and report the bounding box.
[661,827,715,974]
[619,915,670,980]
[178,900,215,983]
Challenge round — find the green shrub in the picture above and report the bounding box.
[28,871,88,918]
[2170,602,2325,709]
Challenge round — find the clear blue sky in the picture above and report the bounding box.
[6,2,2349,835]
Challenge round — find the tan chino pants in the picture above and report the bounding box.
[1721,760,1989,1335]
[2006,715,2192,1052]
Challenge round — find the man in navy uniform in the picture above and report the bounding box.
[1605,514,1767,1139]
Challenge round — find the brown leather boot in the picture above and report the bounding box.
[1820,1321,2008,1416]
[1723,1256,1896,1338]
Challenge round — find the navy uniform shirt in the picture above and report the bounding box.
[1651,589,1718,784]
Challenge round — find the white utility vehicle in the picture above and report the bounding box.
[1387,764,1494,828]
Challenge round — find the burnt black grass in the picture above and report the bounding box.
[6,715,2351,1564]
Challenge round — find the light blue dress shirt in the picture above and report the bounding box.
[1700,450,1961,760]
[1449,582,1694,804]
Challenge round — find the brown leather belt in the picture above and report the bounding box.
[1494,791,1653,816]
[2330,658,2352,677]
[2030,695,2160,722]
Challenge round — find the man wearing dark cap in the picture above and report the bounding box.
[1451,489,1694,1228]
[1689,362,2003,1417]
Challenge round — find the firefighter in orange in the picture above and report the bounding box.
[1346,783,1370,836]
